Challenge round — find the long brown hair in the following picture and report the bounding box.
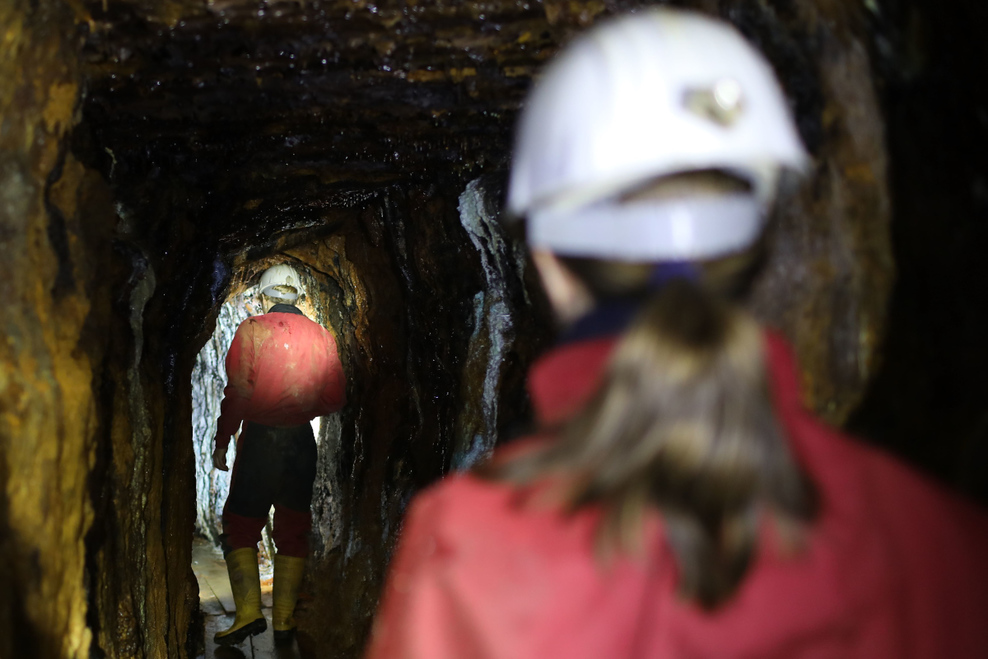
[490,269,817,609]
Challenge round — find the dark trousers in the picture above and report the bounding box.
[222,421,317,557]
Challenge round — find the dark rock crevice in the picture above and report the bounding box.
[848,0,988,497]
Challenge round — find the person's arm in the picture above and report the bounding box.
[213,320,255,469]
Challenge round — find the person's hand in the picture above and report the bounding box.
[212,443,229,471]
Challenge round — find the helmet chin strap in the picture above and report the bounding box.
[527,194,764,262]
[648,262,700,288]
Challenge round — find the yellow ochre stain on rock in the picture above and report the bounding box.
[42,81,78,135]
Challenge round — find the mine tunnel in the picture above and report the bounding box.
[2,1,988,658]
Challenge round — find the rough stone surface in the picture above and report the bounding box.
[7,0,986,658]
[0,3,106,658]
[191,294,247,545]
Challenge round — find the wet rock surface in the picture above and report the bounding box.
[191,294,248,546]
[0,1,985,658]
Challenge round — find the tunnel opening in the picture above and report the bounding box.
[68,2,556,650]
[172,178,549,656]
[190,254,349,655]
[192,258,346,558]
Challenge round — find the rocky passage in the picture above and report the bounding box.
[1,1,986,658]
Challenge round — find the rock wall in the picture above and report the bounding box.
[729,0,893,425]
[0,3,110,657]
[191,295,248,545]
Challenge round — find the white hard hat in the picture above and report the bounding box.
[506,8,810,261]
[258,265,301,301]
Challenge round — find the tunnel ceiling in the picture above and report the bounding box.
[77,0,601,246]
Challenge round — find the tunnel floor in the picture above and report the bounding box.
[192,539,303,659]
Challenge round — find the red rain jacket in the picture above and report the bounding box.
[214,309,346,449]
[366,332,988,659]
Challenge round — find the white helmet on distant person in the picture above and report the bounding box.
[258,265,302,301]
[506,8,809,261]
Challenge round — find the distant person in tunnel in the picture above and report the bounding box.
[211,263,347,647]
[366,9,988,659]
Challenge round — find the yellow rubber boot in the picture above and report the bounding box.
[214,548,267,646]
[272,554,306,646]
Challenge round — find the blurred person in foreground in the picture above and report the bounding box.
[366,9,988,659]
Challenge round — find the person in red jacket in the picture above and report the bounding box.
[366,9,988,659]
[212,264,346,647]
